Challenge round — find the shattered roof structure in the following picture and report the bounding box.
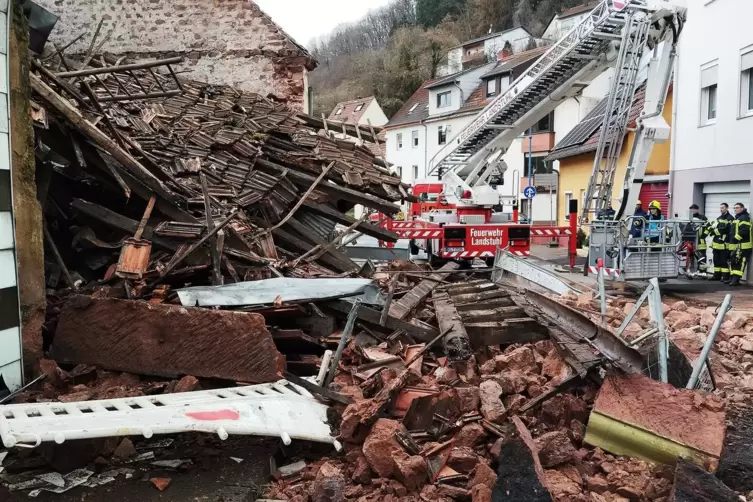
[31,54,407,286]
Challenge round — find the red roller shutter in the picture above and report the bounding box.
[639,182,669,215]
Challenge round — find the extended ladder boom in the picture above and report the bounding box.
[428,0,684,210]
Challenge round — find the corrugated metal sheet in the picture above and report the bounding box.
[177,278,383,307]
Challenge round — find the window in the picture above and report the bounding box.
[700,62,719,125]
[397,133,403,150]
[740,48,753,117]
[530,112,554,134]
[437,91,451,108]
[412,130,419,148]
[438,125,451,145]
[412,165,419,179]
[396,166,402,177]
[335,108,343,115]
[523,156,554,177]
[408,103,419,114]
[355,103,364,112]
[486,79,497,97]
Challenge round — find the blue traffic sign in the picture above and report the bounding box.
[523,186,537,199]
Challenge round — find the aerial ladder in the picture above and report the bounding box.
[422,0,685,278]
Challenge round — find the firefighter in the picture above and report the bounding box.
[685,204,709,272]
[711,203,735,281]
[598,204,616,220]
[631,200,648,238]
[646,200,664,245]
[729,202,752,286]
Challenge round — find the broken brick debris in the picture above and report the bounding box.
[54,295,282,383]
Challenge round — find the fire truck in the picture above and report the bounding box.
[388,0,684,278]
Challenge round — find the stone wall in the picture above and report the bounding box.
[35,0,315,110]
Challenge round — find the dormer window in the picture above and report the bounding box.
[408,103,419,114]
[355,103,364,112]
[335,108,343,115]
[486,79,497,97]
[437,91,451,108]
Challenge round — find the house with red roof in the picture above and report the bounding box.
[327,97,388,129]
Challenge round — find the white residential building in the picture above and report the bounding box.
[542,2,601,42]
[440,27,536,76]
[671,0,753,279]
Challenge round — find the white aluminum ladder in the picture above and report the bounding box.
[0,354,341,450]
[427,0,648,183]
[582,12,651,220]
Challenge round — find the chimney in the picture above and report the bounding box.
[497,49,512,61]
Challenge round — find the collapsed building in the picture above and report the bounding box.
[2,2,753,502]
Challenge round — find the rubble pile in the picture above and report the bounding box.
[258,284,753,502]
[31,52,404,303]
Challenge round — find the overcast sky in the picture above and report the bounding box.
[255,0,393,48]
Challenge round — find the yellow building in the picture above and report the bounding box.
[547,85,674,227]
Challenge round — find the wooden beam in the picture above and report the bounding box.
[31,74,179,205]
[71,198,179,251]
[433,291,472,361]
[389,262,461,320]
[322,300,438,342]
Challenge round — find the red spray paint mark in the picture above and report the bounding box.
[186,409,240,421]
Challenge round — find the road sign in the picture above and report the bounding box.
[523,186,537,199]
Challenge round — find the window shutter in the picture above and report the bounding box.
[701,64,718,88]
[742,51,753,72]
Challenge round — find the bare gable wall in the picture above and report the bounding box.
[36,0,314,110]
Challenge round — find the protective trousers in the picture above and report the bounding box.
[731,248,751,279]
[712,248,729,277]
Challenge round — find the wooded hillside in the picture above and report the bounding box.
[308,0,593,118]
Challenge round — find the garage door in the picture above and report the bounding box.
[703,181,751,217]
[639,182,669,215]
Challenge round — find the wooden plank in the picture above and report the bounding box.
[434,291,472,361]
[465,319,548,348]
[459,306,527,323]
[444,282,500,297]
[451,289,512,306]
[455,297,515,312]
[322,300,437,342]
[53,296,282,383]
[389,262,461,320]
